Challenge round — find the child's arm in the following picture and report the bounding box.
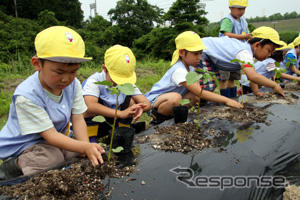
[224,32,252,40]
[182,81,243,108]
[84,95,136,119]
[249,82,268,96]
[289,65,300,76]
[244,67,284,96]
[280,73,300,81]
[41,127,105,167]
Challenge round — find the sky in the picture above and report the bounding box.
[79,0,300,23]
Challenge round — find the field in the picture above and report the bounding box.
[252,18,300,33]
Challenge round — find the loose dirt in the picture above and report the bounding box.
[0,155,135,200]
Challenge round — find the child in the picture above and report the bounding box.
[82,45,151,139]
[145,31,243,125]
[218,0,252,98]
[284,36,300,76]
[0,26,105,180]
[196,26,285,97]
[240,41,300,95]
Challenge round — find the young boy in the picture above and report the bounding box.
[145,31,243,125]
[82,45,151,139]
[284,36,300,76]
[0,26,105,180]
[241,41,300,95]
[196,26,285,97]
[218,0,252,98]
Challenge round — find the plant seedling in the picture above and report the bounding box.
[92,80,135,161]
[185,69,219,132]
[274,62,287,83]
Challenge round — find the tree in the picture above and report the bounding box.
[108,0,164,47]
[163,0,208,26]
[0,0,84,28]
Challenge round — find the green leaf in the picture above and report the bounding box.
[231,59,245,64]
[180,99,190,106]
[186,71,202,85]
[117,83,135,95]
[109,87,119,95]
[193,119,200,125]
[98,142,107,148]
[92,116,106,123]
[275,62,280,67]
[112,146,124,153]
[94,80,113,87]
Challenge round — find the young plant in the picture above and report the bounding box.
[231,59,255,104]
[92,80,135,161]
[185,69,219,132]
[274,62,287,83]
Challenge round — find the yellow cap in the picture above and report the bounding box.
[293,36,300,47]
[288,42,295,49]
[171,31,206,66]
[104,45,136,85]
[275,41,290,51]
[35,26,91,63]
[229,0,248,8]
[251,26,282,47]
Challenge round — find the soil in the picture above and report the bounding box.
[240,92,298,105]
[199,103,270,124]
[283,185,300,200]
[285,82,300,91]
[136,122,231,153]
[0,155,135,200]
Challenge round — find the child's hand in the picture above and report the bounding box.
[132,104,146,123]
[273,84,285,97]
[83,143,105,167]
[225,99,244,109]
[245,33,252,40]
[254,91,269,97]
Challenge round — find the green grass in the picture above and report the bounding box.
[252,18,300,33]
[0,59,171,129]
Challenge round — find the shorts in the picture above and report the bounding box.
[219,70,241,81]
[18,142,79,176]
[195,57,221,92]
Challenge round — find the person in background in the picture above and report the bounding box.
[145,31,243,125]
[218,0,252,98]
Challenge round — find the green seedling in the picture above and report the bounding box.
[92,80,135,161]
[231,59,255,104]
[179,98,190,106]
[186,69,219,132]
[274,62,287,83]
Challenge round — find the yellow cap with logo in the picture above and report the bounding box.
[275,41,291,51]
[293,36,300,47]
[105,45,136,85]
[171,31,206,66]
[251,26,282,47]
[35,26,91,63]
[229,0,248,8]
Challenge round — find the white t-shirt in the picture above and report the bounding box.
[171,67,188,86]
[15,79,87,135]
[236,50,254,64]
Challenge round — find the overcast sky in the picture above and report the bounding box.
[79,0,300,23]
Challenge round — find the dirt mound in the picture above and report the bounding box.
[0,157,135,200]
[283,185,300,200]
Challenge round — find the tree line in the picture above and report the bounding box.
[247,11,300,23]
[0,0,299,69]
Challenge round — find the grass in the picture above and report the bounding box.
[252,18,300,33]
[0,59,171,129]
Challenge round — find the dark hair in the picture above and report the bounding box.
[248,38,280,48]
[270,50,284,62]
